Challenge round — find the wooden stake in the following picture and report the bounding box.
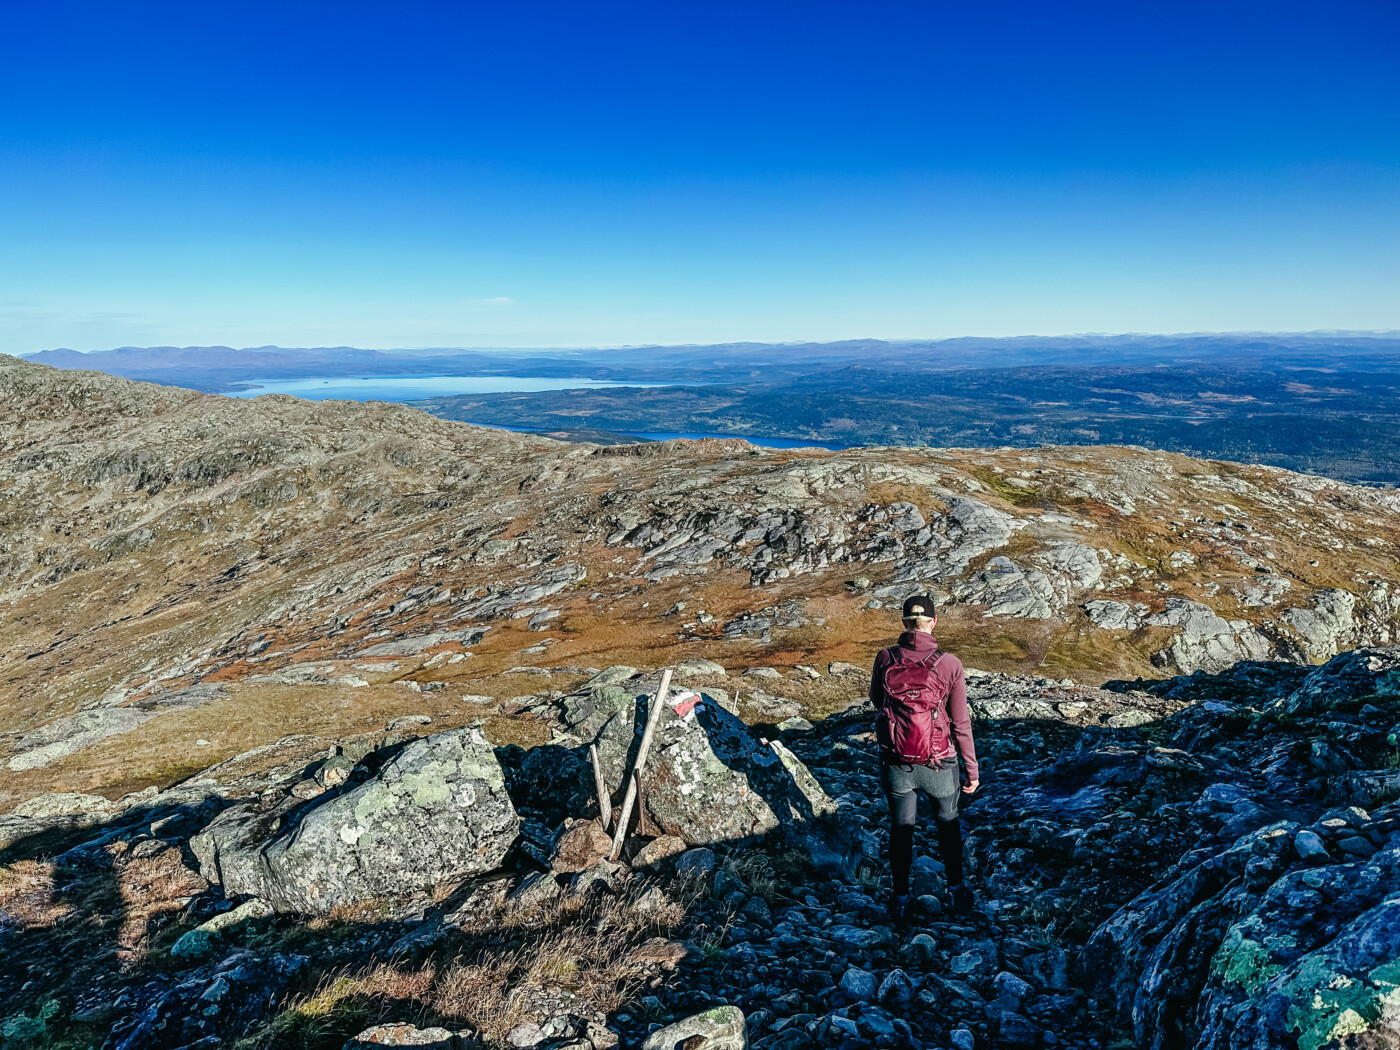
[589,743,612,831]
[610,668,672,860]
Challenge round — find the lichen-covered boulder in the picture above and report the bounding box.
[1271,645,1400,717]
[577,677,835,850]
[1083,811,1400,1050]
[641,1005,746,1050]
[192,728,518,914]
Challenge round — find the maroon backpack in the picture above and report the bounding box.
[876,647,952,765]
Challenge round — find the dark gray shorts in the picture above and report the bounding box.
[881,757,960,823]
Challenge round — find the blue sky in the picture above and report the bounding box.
[2,1,1397,351]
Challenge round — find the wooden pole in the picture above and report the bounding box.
[589,743,612,831]
[610,668,672,860]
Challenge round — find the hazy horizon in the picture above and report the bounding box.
[22,328,1400,358]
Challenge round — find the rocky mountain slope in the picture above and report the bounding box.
[2,646,1397,1049]
[4,352,1400,809]
[3,354,1400,1049]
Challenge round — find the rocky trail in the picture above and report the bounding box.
[2,647,1397,1050]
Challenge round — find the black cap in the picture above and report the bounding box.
[901,595,938,619]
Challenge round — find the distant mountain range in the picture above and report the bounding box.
[25,331,1400,388]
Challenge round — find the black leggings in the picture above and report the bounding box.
[882,760,964,895]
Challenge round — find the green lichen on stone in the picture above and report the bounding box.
[592,684,633,709]
[352,782,400,829]
[452,747,506,789]
[701,1005,742,1024]
[1212,919,1285,994]
[399,758,457,808]
[1283,955,1400,1050]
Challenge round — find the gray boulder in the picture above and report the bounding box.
[894,496,1021,581]
[1147,599,1273,673]
[1270,645,1400,716]
[1034,542,1103,591]
[1084,599,1147,631]
[192,728,518,914]
[1084,815,1400,1050]
[583,678,836,851]
[1282,588,1359,661]
[952,557,1058,618]
[1234,575,1291,607]
[344,1024,459,1048]
[641,1005,746,1050]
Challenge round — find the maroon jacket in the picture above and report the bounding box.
[870,631,978,782]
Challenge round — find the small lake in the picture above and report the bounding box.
[618,430,849,449]
[228,375,665,401]
[484,424,850,450]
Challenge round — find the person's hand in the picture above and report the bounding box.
[961,777,979,794]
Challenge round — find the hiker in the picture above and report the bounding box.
[871,595,979,922]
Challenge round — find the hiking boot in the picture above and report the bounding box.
[887,893,912,929]
[949,883,976,914]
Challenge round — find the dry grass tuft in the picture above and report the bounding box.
[254,879,693,1048]
[724,850,781,903]
[108,842,210,963]
[0,860,71,929]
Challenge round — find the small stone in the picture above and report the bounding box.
[317,753,356,788]
[506,1022,546,1048]
[676,658,727,678]
[951,1028,977,1050]
[170,927,217,960]
[633,885,671,913]
[741,896,771,924]
[171,898,274,959]
[290,779,325,800]
[633,834,688,870]
[568,858,625,898]
[1337,835,1377,857]
[507,871,563,910]
[950,945,995,977]
[994,971,1033,1002]
[828,661,866,676]
[1023,948,1070,992]
[826,924,895,949]
[740,667,784,679]
[1294,829,1329,861]
[878,968,914,1007]
[839,967,878,1002]
[549,818,614,873]
[915,893,942,916]
[997,1014,1041,1048]
[1145,747,1205,773]
[776,716,813,733]
[675,848,716,878]
[904,933,938,964]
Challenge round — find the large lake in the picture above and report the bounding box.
[229,374,848,450]
[228,374,664,401]
[485,424,849,450]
